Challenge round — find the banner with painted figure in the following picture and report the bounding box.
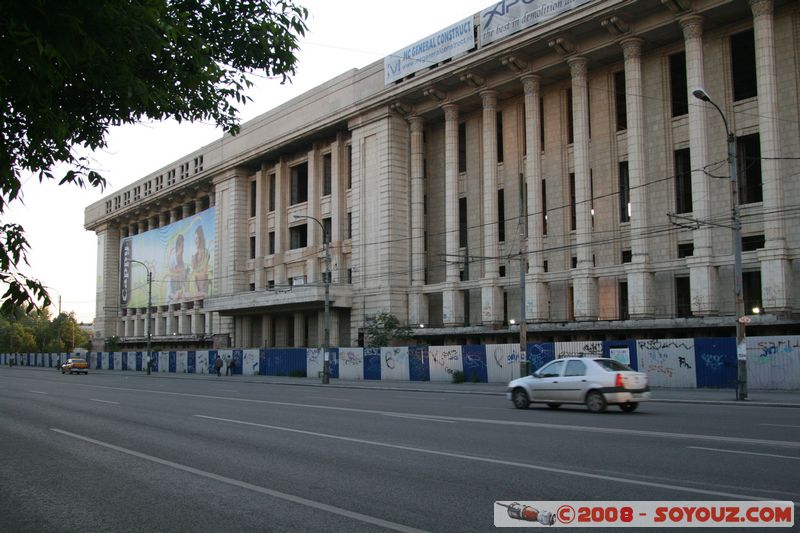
[120,207,215,308]
[480,0,593,45]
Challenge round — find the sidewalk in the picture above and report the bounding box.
[46,367,800,408]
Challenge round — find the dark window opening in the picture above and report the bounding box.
[459,197,467,248]
[731,29,757,101]
[268,232,275,255]
[571,256,577,269]
[496,111,504,164]
[322,217,332,244]
[347,212,352,239]
[499,265,506,278]
[249,283,255,292]
[541,178,548,235]
[615,70,627,131]
[743,271,762,314]
[741,234,765,252]
[566,88,574,144]
[670,52,688,117]
[737,133,762,204]
[675,276,691,318]
[497,189,505,242]
[289,224,308,249]
[268,174,275,212]
[674,148,692,214]
[621,250,632,264]
[569,173,576,231]
[543,260,548,273]
[249,236,256,259]
[619,281,629,320]
[249,181,257,218]
[323,153,332,196]
[347,268,353,284]
[678,242,694,258]
[619,161,630,223]
[347,145,353,189]
[290,163,308,205]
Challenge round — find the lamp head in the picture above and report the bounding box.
[692,88,710,102]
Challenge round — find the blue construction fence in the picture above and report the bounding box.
[2,336,798,389]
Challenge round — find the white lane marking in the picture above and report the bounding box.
[77,384,800,449]
[383,413,456,424]
[761,423,800,428]
[196,415,797,506]
[49,428,425,533]
[688,446,800,461]
[90,399,120,405]
[310,397,352,402]
[29,390,48,395]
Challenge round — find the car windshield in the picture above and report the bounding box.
[71,359,86,363]
[594,359,633,372]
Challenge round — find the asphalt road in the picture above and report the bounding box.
[1,367,797,532]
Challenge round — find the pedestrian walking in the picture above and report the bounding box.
[214,355,223,377]
[225,355,233,376]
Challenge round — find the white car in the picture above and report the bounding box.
[507,357,650,413]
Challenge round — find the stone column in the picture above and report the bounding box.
[442,104,464,326]
[262,316,273,347]
[255,165,267,289]
[171,206,182,223]
[305,147,321,283]
[567,57,598,320]
[182,203,191,219]
[160,212,169,227]
[274,159,288,285]
[178,303,189,334]
[681,15,718,315]
[241,315,252,348]
[293,313,305,347]
[521,74,548,322]
[621,37,654,318]
[330,134,346,284]
[190,304,201,334]
[480,90,503,326]
[195,197,205,213]
[94,224,121,341]
[750,0,790,313]
[408,116,429,327]
[133,309,143,336]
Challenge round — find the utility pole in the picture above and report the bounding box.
[294,214,331,384]
[692,88,747,400]
[518,173,528,376]
[129,259,153,375]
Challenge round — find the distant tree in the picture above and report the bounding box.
[0,0,308,314]
[364,312,412,347]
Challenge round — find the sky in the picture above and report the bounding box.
[7,0,492,323]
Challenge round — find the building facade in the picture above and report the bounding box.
[85,0,800,350]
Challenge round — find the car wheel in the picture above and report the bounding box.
[546,403,562,409]
[512,388,530,409]
[61,370,65,374]
[619,402,639,412]
[585,391,607,413]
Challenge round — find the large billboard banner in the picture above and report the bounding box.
[480,0,592,46]
[120,207,215,308]
[384,16,474,85]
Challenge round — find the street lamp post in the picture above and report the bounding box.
[294,215,331,384]
[128,259,153,375]
[692,88,747,401]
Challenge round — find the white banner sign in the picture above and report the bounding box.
[480,0,593,46]
[384,17,474,85]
